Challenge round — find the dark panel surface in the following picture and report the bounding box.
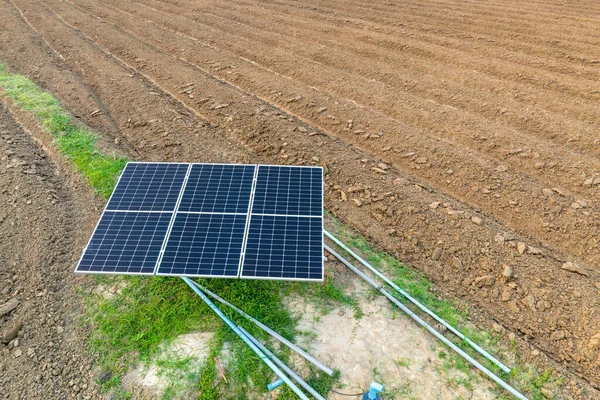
[106,163,189,212]
[241,215,323,280]
[178,164,255,213]
[251,166,322,216]
[76,211,172,274]
[157,213,247,277]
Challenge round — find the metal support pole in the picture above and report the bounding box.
[181,277,310,400]
[324,245,528,400]
[238,326,327,400]
[324,230,511,374]
[190,280,334,376]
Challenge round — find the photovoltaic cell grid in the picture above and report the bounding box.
[242,215,323,280]
[251,166,322,216]
[77,211,172,274]
[106,162,189,212]
[76,162,324,281]
[240,165,323,280]
[178,164,255,213]
[158,213,247,277]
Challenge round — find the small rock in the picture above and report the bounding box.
[432,248,442,261]
[501,264,513,279]
[297,126,307,133]
[540,386,553,399]
[13,348,22,358]
[0,298,19,317]
[340,191,347,202]
[531,349,540,357]
[494,233,505,245]
[542,188,554,197]
[311,156,319,162]
[392,178,409,186]
[317,107,327,113]
[114,138,120,145]
[474,275,494,287]
[550,330,565,341]
[527,246,542,255]
[415,156,427,164]
[428,201,440,210]
[517,242,527,254]
[588,332,600,350]
[561,262,589,277]
[471,216,483,225]
[352,199,362,207]
[501,289,511,302]
[526,294,536,311]
[377,163,389,170]
[371,167,387,174]
[347,186,362,193]
[492,323,503,332]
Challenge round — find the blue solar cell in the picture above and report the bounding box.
[156,213,247,277]
[106,163,189,212]
[251,166,322,216]
[241,215,323,280]
[178,164,256,213]
[76,211,172,274]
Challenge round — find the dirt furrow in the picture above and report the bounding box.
[187,0,600,109]
[168,0,600,158]
[282,0,600,44]
[146,0,600,148]
[43,0,600,272]
[217,0,600,84]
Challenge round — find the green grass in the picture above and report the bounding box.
[0,63,127,197]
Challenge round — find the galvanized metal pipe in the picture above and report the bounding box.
[238,326,327,400]
[181,277,310,400]
[324,230,511,374]
[190,280,334,377]
[324,245,528,400]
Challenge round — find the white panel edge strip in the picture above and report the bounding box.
[237,165,260,278]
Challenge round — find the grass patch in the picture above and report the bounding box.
[0,63,126,197]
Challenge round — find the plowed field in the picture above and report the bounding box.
[1,0,599,395]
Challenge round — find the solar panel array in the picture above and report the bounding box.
[76,162,323,281]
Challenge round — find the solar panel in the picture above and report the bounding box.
[156,213,247,277]
[106,162,189,212]
[251,166,322,216]
[76,211,172,274]
[178,164,255,213]
[241,215,323,280]
[76,162,324,281]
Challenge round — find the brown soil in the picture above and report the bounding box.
[1,0,599,397]
[0,101,99,398]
